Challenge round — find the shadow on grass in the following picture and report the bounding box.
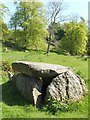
[1,81,30,106]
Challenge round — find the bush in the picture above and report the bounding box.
[59,21,88,55]
[1,60,12,79]
[42,98,83,115]
[2,60,12,72]
[42,98,68,115]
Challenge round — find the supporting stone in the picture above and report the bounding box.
[45,70,88,103]
[12,73,42,108]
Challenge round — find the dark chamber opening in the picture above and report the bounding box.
[41,76,54,103]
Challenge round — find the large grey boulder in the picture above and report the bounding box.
[12,73,42,108]
[45,70,88,102]
[12,61,71,77]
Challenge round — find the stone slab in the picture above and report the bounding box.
[12,61,70,77]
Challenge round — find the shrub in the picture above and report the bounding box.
[42,98,68,115]
[2,60,12,72]
[42,97,84,115]
[59,21,88,55]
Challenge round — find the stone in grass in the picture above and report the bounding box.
[12,61,71,78]
[12,73,42,108]
[45,70,88,103]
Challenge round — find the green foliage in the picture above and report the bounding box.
[43,98,68,115]
[88,32,90,42]
[9,1,48,50]
[6,30,14,41]
[49,23,65,41]
[87,32,90,55]
[14,30,27,48]
[2,60,12,72]
[42,96,88,116]
[59,21,88,55]
[2,22,8,41]
[1,60,13,81]
[0,2,8,41]
[0,2,8,18]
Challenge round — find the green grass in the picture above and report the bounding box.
[1,50,89,118]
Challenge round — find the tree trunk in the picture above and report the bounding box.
[46,32,51,54]
[23,7,27,47]
[14,24,17,42]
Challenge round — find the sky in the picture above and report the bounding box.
[1,0,89,25]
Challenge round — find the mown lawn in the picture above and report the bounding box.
[0,49,89,118]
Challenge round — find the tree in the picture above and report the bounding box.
[9,12,19,42]
[0,2,7,18]
[60,20,88,55]
[46,0,65,54]
[46,23,65,49]
[2,22,8,41]
[87,32,90,55]
[0,2,8,41]
[10,1,48,50]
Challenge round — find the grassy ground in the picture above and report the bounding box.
[0,49,89,118]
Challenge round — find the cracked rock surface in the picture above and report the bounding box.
[45,70,88,103]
